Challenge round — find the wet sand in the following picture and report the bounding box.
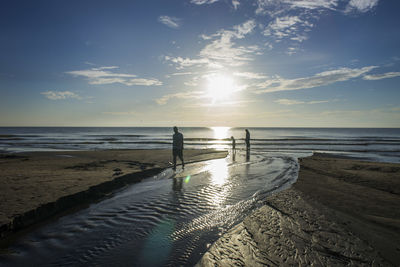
[0,149,227,239]
[198,153,400,266]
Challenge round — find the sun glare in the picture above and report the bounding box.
[211,126,230,140]
[207,74,236,103]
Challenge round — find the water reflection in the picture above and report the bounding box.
[211,127,230,140]
[206,158,229,186]
[173,177,183,192]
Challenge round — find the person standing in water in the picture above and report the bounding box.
[245,129,250,151]
[231,136,236,161]
[172,126,184,171]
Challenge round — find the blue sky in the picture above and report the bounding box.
[1,0,399,127]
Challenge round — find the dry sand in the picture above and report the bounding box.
[0,149,227,239]
[198,153,400,266]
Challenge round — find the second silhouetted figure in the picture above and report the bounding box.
[245,129,250,151]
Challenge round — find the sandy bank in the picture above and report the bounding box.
[198,153,400,266]
[0,149,227,240]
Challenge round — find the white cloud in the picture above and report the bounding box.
[263,15,313,45]
[190,0,219,4]
[256,66,377,93]
[164,56,209,69]
[233,20,257,38]
[93,66,119,70]
[255,0,377,53]
[232,0,240,10]
[268,16,302,32]
[184,76,200,86]
[289,0,338,10]
[158,15,181,29]
[275,98,330,105]
[308,100,330,104]
[199,33,258,66]
[125,78,162,86]
[170,72,194,76]
[200,34,215,40]
[199,20,258,67]
[346,0,379,13]
[41,91,82,100]
[363,71,400,80]
[275,99,304,105]
[286,47,300,55]
[66,67,162,86]
[256,0,339,15]
[166,20,259,69]
[233,72,268,79]
[156,91,206,105]
[67,68,136,79]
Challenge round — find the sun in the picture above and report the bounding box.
[206,74,237,103]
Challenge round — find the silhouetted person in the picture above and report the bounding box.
[231,136,236,151]
[172,126,184,171]
[245,129,250,151]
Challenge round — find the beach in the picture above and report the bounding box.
[1,144,400,265]
[198,153,400,266]
[0,149,228,240]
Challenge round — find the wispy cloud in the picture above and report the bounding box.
[233,19,257,38]
[41,91,82,100]
[233,72,268,79]
[256,0,339,16]
[232,0,240,10]
[255,0,379,54]
[156,91,206,105]
[66,66,162,86]
[184,77,200,87]
[166,20,259,69]
[263,15,313,43]
[346,0,379,13]
[201,19,258,65]
[275,98,330,105]
[170,72,194,76]
[164,56,209,70]
[190,0,219,5]
[256,66,377,93]
[274,99,304,105]
[158,15,181,29]
[363,71,400,80]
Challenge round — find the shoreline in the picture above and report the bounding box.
[0,149,228,242]
[198,153,400,266]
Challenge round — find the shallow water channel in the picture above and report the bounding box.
[1,151,299,266]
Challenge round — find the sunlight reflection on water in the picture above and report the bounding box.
[211,126,230,140]
[207,158,229,186]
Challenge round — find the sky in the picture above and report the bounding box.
[1,0,399,127]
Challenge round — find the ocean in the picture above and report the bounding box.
[1,127,400,162]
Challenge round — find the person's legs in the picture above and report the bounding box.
[178,150,184,169]
[173,149,177,170]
